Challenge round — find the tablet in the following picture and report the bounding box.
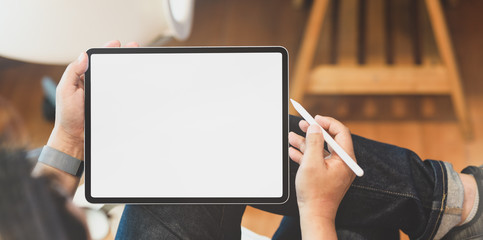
[85,47,289,204]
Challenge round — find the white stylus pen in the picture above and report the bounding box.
[290,99,364,177]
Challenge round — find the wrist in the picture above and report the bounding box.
[299,207,337,240]
[47,127,84,160]
[298,201,338,222]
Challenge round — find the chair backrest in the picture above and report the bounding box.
[315,0,440,66]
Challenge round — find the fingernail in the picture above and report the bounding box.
[307,124,322,133]
[77,52,85,63]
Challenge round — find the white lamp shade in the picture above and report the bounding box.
[0,0,194,64]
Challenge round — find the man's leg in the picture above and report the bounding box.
[442,165,483,240]
[272,215,400,240]
[116,204,245,240]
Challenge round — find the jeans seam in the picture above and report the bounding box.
[218,206,225,240]
[351,184,420,200]
[428,161,447,240]
[140,206,185,240]
[430,193,446,239]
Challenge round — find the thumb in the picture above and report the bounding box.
[60,52,88,86]
[303,124,325,165]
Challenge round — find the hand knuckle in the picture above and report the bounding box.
[300,142,306,151]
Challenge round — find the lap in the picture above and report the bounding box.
[116,204,245,240]
[116,115,436,239]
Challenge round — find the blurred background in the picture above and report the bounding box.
[0,0,482,239]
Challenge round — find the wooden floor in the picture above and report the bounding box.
[1,0,482,238]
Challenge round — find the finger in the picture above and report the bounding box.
[302,124,326,166]
[125,42,140,47]
[315,115,349,138]
[289,147,303,164]
[298,119,309,133]
[315,115,354,159]
[290,128,330,156]
[103,40,121,47]
[289,131,306,153]
[59,52,88,88]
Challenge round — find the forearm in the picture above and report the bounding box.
[32,127,83,196]
[299,205,338,240]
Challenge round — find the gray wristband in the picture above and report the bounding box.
[38,145,84,177]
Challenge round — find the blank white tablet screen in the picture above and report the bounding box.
[89,51,284,199]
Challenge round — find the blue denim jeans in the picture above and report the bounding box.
[116,115,454,240]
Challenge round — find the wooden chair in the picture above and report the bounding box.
[290,0,472,139]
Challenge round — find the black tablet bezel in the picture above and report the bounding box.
[85,47,289,204]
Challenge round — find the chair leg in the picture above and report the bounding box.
[290,0,330,114]
[425,0,473,140]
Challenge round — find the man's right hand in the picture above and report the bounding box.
[288,115,356,239]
